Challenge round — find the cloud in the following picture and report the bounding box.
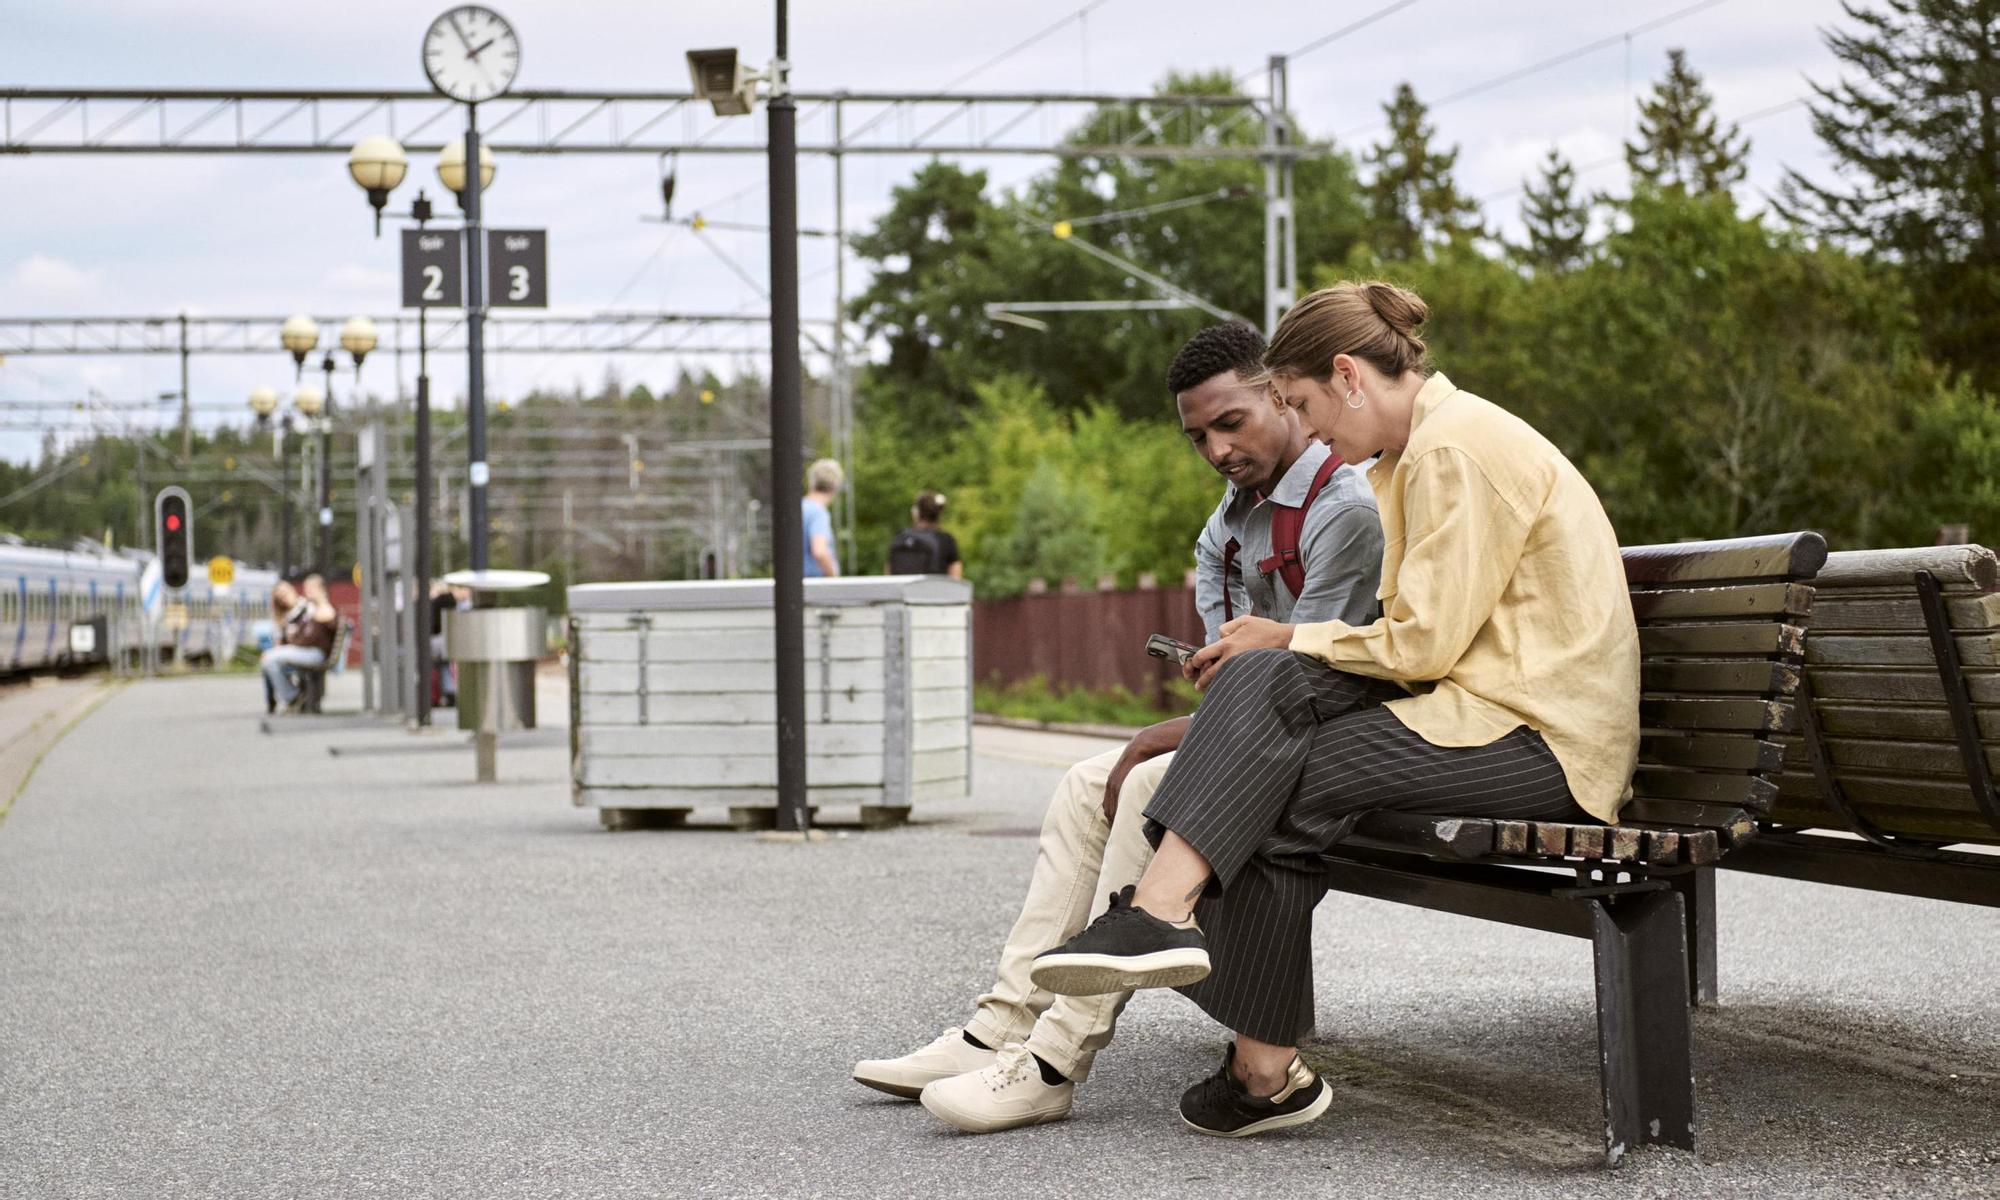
[325,263,398,295]
[6,253,104,303]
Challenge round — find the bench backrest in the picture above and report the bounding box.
[1776,545,2000,848]
[1619,532,1828,848]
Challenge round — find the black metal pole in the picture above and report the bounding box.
[464,106,490,572]
[319,355,334,576]
[279,419,293,576]
[769,0,809,835]
[414,303,434,727]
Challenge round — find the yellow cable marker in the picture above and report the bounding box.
[1052,220,1073,239]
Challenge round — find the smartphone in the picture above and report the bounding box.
[1145,632,1200,666]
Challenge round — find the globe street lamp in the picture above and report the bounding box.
[436,135,496,212]
[280,314,319,382]
[348,136,410,237]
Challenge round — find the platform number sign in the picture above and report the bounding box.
[154,486,193,590]
[486,229,548,308]
[401,228,463,308]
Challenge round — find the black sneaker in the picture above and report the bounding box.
[1028,885,1209,996]
[1180,1043,1332,1138]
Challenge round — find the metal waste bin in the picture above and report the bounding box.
[446,606,542,732]
[443,568,551,781]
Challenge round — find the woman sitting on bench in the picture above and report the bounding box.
[1028,280,1641,1138]
[261,575,337,714]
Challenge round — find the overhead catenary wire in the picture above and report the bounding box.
[1236,0,1425,84]
[1339,0,1735,141]
[1478,95,1809,204]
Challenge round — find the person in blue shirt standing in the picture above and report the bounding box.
[802,458,844,577]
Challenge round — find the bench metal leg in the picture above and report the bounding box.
[1590,889,1697,1163]
[1669,867,1717,1006]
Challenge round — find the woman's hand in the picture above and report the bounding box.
[1185,616,1295,691]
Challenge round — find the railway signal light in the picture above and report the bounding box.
[154,486,193,590]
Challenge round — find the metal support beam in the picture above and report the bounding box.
[1262,54,1296,336]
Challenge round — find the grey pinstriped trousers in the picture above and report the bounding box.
[1143,648,1588,1044]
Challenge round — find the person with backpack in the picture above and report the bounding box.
[886,491,963,578]
[852,321,1384,1135]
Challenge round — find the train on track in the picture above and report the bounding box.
[0,539,278,675]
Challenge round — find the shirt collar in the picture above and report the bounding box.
[1227,440,1331,514]
[1367,372,1457,483]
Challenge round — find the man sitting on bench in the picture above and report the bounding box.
[260,575,337,714]
[1031,281,1640,1138]
[853,322,1385,1134]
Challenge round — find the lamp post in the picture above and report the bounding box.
[347,137,440,727]
[687,2,808,835]
[439,131,497,572]
[317,349,336,577]
[248,387,289,574]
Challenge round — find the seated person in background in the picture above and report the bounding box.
[853,321,1385,1135]
[260,576,337,713]
[886,490,963,578]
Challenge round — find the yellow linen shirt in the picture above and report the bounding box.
[1287,373,1640,823]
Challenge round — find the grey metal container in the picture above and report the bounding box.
[446,607,545,733]
[565,575,973,820]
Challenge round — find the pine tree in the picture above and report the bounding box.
[1780,0,2000,389]
[1516,149,1592,272]
[1625,49,1750,195]
[1364,83,1484,259]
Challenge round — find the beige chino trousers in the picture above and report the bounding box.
[963,746,1171,1082]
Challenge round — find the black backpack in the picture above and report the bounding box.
[888,528,948,575]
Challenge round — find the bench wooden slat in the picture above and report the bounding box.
[1493,820,1530,854]
[1619,799,1756,845]
[1628,582,1814,621]
[1640,623,1807,658]
[1810,591,2000,634]
[1776,735,2000,777]
[1640,734,1785,773]
[1568,824,1607,858]
[1643,697,1796,734]
[1766,802,1994,844]
[1807,633,2000,668]
[1632,768,1777,809]
[1340,812,1495,860]
[1774,770,1992,813]
[1622,532,1829,585]
[1641,660,1801,697]
[1641,829,1682,863]
[1813,701,2000,741]
[1805,667,2000,705]
[1816,545,1999,590]
[1533,821,1569,855]
[1608,826,1643,860]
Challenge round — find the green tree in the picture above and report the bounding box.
[1625,49,1750,195]
[1516,149,1593,272]
[980,460,1102,596]
[1363,83,1484,260]
[1780,0,2000,389]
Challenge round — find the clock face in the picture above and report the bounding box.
[422,6,520,103]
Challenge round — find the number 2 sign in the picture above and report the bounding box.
[486,229,548,308]
[401,229,463,308]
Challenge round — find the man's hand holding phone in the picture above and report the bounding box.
[1186,615,1296,690]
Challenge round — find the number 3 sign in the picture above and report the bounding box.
[401,228,463,308]
[486,229,548,308]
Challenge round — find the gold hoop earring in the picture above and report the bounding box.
[1346,388,1366,410]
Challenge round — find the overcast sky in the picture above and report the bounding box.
[2,0,1851,466]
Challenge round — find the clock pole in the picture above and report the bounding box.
[462,101,489,572]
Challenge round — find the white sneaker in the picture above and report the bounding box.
[853,1027,997,1099]
[920,1043,1074,1134]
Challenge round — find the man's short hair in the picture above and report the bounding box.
[807,458,845,493]
[1166,322,1268,396]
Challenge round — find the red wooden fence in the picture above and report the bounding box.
[972,583,1206,704]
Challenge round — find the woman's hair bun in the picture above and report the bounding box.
[1360,281,1429,340]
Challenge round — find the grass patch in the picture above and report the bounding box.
[974,675,1197,730]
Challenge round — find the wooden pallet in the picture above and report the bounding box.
[596,804,913,832]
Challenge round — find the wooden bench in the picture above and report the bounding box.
[264,617,351,715]
[1720,545,2000,905]
[1319,531,1826,1164]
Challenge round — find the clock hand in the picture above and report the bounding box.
[449,15,478,55]
[469,37,496,57]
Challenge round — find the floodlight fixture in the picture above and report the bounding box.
[687,48,758,117]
